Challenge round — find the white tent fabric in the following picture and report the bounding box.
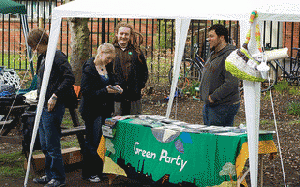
[24,0,300,186]
[20,14,35,77]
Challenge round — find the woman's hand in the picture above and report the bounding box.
[106,85,123,94]
[208,95,214,103]
[47,94,57,112]
[114,85,123,94]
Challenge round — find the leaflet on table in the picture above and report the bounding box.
[138,115,167,120]
[105,115,134,127]
[103,116,133,138]
[130,118,164,128]
[105,115,274,136]
[214,131,244,136]
[102,125,115,138]
[164,125,186,131]
[127,115,243,134]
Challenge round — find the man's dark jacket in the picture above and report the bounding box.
[36,50,75,106]
[106,43,148,102]
[199,44,240,106]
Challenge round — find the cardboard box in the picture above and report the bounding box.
[24,147,83,171]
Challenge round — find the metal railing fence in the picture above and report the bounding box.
[1,1,299,88]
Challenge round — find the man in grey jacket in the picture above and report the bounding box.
[199,24,240,126]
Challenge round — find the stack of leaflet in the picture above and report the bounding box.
[132,115,249,135]
[103,115,274,137]
[103,115,132,138]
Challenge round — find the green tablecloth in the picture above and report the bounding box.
[104,118,275,187]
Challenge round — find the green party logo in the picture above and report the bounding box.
[134,142,188,172]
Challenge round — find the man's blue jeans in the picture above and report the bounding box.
[203,102,240,126]
[39,102,66,182]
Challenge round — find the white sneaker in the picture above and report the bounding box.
[87,175,101,183]
[33,175,50,184]
[44,179,66,187]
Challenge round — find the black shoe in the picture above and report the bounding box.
[33,175,50,184]
[44,179,66,187]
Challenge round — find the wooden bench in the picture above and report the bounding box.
[61,125,85,136]
[0,119,13,126]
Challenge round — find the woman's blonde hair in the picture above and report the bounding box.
[97,43,115,54]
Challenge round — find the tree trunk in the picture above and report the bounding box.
[69,18,90,85]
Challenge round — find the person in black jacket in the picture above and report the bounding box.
[199,24,240,127]
[107,21,148,116]
[79,43,122,183]
[28,28,75,187]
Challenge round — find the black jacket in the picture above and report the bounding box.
[107,43,148,102]
[199,44,240,106]
[36,50,75,106]
[79,57,115,120]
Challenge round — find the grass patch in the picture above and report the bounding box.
[287,101,300,116]
[62,109,85,128]
[260,120,270,125]
[0,152,26,178]
[0,52,37,71]
[262,91,270,100]
[288,86,300,96]
[273,81,289,94]
[288,120,300,125]
[61,139,80,149]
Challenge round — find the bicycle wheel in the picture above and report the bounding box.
[238,61,277,93]
[287,58,300,85]
[168,58,202,90]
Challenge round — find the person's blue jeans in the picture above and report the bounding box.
[82,116,105,179]
[203,102,240,126]
[39,102,66,183]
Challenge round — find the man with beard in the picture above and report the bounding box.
[199,24,240,126]
[107,22,148,116]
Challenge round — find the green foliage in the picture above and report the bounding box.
[62,111,74,129]
[262,91,270,100]
[288,86,300,96]
[287,101,300,116]
[288,120,300,125]
[273,81,289,94]
[146,56,171,85]
[62,110,84,128]
[61,139,80,149]
[109,32,115,43]
[260,120,269,125]
[182,80,200,96]
[0,152,26,178]
[155,20,174,50]
[0,52,36,71]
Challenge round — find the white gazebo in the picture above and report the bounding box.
[25,0,300,186]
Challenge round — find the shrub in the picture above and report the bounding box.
[181,80,200,96]
[288,86,300,96]
[273,81,289,94]
[287,101,300,116]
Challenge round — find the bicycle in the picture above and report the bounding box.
[280,47,300,84]
[168,44,205,93]
[262,47,300,89]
